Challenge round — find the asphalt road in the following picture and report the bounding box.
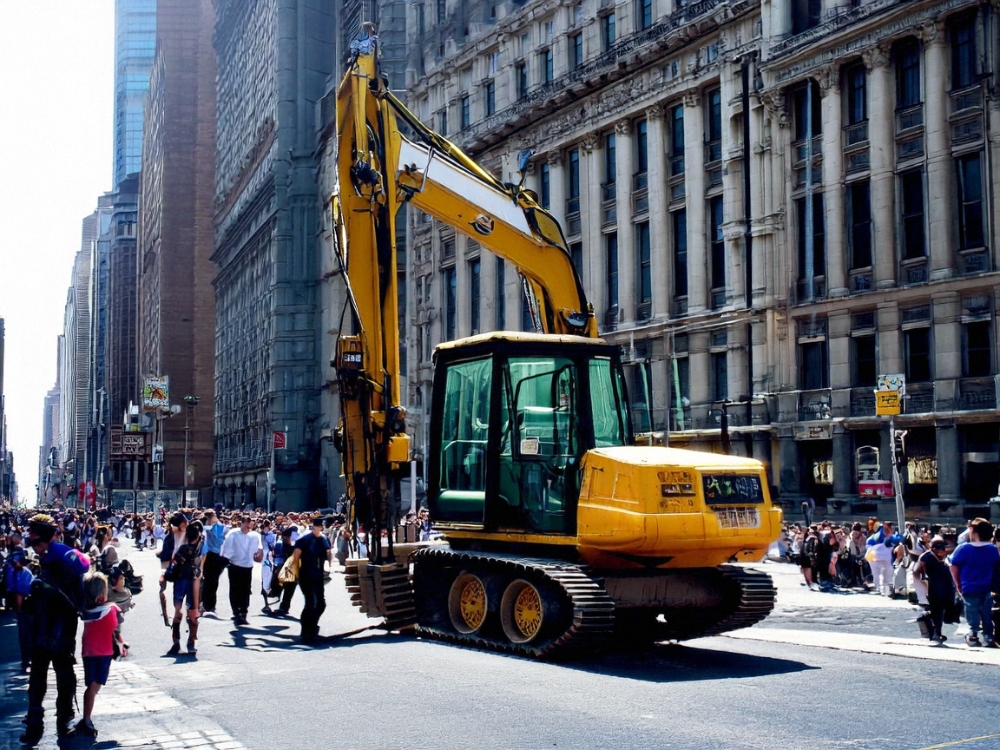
[2,546,998,750]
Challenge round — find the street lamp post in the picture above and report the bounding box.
[183,395,200,505]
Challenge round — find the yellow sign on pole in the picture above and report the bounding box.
[876,390,900,415]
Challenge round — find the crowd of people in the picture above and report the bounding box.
[0,502,432,745]
[776,515,1000,647]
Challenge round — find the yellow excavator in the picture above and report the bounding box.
[332,27,781,658]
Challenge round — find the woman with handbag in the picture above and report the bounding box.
[157,513,188,627]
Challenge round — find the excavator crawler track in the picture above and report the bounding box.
[619,565,776,643]
[412,547,616,659]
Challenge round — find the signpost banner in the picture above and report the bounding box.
[142,376,170,411]
[273,431,286,450]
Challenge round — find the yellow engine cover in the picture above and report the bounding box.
[576,446,782,570]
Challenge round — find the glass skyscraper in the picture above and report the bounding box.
[113,0,156,189]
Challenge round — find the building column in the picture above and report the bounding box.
[876,301,901,379]
[922,23,956,281]
[614,120,636,326]
[778,433,804,498]
[683,93,708,313]
[586,135,606,316]
[820,67,847,297]
[579,134,599,302]
[720,65,744,307]
[832,426,854,504]
[646,105,670,319]
[934,424,961,502]
[547,151,566,229]
[933,291,961,409]
[688,332,710,424]
[864,44,896,289]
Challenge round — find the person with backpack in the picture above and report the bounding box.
[21,514,90,745]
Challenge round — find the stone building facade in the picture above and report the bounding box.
[211,0,334,510]
[403,0,1000,519]
[137,0,217,498]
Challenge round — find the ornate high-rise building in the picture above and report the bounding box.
[211,0,334,510]
[403,0,999,521]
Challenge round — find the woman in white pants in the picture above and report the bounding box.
[866,520,900,596]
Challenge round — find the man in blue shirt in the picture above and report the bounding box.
[22,514,90,744]
[4,549,34,671]
[199,509,229,614]
[950,517,1000,648]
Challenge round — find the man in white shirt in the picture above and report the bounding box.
[220,515,261,625]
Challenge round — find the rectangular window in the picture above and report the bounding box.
[896,40,921,108]
[460,95,470,129]
[469,259,480,333]
[637,0,652,30]
[568,148,580,201]
[852,334,877,387]
[418,4,426,36]
[670,104,685,175]
[438,109,448,135]
[484,80,495,117]
[570,242,583,277]
[845,63,867,125]
[672,210,688,297]
[521,291,534,332]
[793,81,823,141]
[904,328,931,382]
[709,196,725,291]
[637,222,651,306]
[950,15,977,90]
[539,162,550,208]
[604,133,616,184]
[964,321,992,377]
[847,181,872,269]
[900,169,925,259]
[541,48,554,83]
[712,352,728,401]
[606,232,619,311]
[516,63,528,100]
[635,120,648,176]
[444,266,457,340]
[601,13,615,51]
[495,258,505,330]
[792,0,821,34]
[570,32,583,69]
[706,89,722,162]
[436,0,446,24]
[671,356,690,430]
[796,193,825,281]
[956,152,984,249]
[800,341,828,390]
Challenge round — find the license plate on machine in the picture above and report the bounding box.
[715,508,760,529]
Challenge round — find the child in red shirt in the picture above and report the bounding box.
[78,572,127,737]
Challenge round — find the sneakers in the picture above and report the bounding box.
[966,634,982,647]
[233,614,248,626]
[19,724,43,746]
[75,719,98,737]
[187,641,198,655]
[167,642,182,655]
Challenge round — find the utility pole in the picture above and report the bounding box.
[183,395,199,506]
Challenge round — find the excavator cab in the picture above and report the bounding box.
[428,333,631,535]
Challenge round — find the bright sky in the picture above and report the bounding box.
[0,1,114,502]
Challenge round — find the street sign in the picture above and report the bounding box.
[875,373,905,416]
[112,432,149,459]
[273,431,286,450]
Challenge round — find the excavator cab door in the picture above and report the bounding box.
[429,338,631,535]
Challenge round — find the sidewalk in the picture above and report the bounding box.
[0,602,247,750]
[737,560,1000,666]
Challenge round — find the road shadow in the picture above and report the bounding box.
[215,621,400,653]
[561,641,818,682]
